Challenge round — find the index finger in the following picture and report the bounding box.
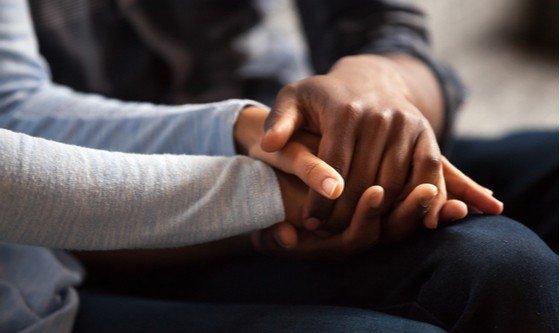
[303,128,357,230]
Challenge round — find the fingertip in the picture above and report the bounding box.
[417,183,438,197]
[274,223,298,249]
[450,199,468,220]
[365,185,384,208]
[332,177,345,198]
[321,177,344,199]
[412,184,438,208]
[304,217,321,231]
[457,201,469,219]
[494,200,504,215]
[479,197,504,215]
[439,200,468,223]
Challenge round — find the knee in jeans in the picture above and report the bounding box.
[436,215,555,285]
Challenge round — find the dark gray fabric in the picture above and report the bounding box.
[28,0,466,147]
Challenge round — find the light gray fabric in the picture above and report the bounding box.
[0,129,284,249]
[0,0,285,250]
[0,1,284,332]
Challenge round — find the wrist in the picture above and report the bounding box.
[330,54,444,136]
[234,105,269,155]
[384,54,445,135]
[272,168,305,226]
[329,54,414,103]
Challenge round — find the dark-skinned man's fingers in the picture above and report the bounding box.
[295,185,383,259]
[423,171,447,229]
[441,157,503,214]
[303,126,357,230]
[438,199,468,224]
[382,184,437,243]
[340,185,384,251]
[400,129,441,200]
[325,117,390,232]
[442,156,493,194]
[261,86,303,152]
[257,187,384,260]
[375,126,415,214]
[251,222,298,256]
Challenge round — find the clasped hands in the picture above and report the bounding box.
[234,55,503,259]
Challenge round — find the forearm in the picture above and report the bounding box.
[386,54,445,136]
[0,129,284,250]
[329,54,445,137]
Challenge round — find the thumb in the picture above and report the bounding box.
[275,141,344,200]
[261,95,302,152]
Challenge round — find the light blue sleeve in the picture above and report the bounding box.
[0,0,285,250]
[0,0,265,156]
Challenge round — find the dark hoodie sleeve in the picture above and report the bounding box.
[296,0,467,148]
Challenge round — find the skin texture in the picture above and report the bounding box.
[235,106,502,257]
[260,54,452,233]
[74,106,503,267]
[72,53,506,266]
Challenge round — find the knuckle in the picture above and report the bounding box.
[392,106,425,128]
[279,82,298,97]
[422,153,442,172]
[342,101,366,122]
[373,109,393,128]
[299,75,331,94]
[418,117,432,129]
[301,160,321,179]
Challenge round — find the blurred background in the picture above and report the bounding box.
[424,0,558,137]
[268,0,558,138]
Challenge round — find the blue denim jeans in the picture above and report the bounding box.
[74,132,559,333]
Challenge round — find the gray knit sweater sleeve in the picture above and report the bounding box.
[0,0,285,249]
[0,129,284,249]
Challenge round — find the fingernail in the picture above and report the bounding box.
[484,188,494,195]
[304,218,321,230]
[273,229,291,249]
[321,178,340,198]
